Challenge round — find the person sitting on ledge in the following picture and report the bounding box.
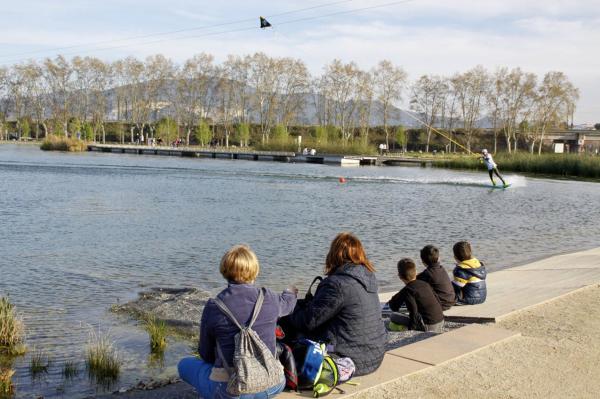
[417,245,456,311]
[387,258,445,333]
[178,245,297,399]
[452,241,487,305]
[282,232,387,376]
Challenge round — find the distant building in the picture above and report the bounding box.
[543,130,600,153]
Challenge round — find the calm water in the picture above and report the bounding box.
[1,144,599,398]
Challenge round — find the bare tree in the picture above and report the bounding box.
[487,68,511,153]
[355,70,374,144]
[43,56,73,135]
[497,68,537,153]
[410,75,446,152]
[121,57,146,142]
[535,71,579,154]
[248,53,280,143]
[322,59,361,141]
[175,53,215,145]
[373,60,407,148]
[451,66,490,152]
[145,55,176,141]
[276,57,309,128]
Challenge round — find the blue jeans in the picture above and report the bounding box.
[178,357,285,399]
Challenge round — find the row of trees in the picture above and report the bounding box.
[0,53,579,153]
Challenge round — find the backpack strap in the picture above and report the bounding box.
[213,288,265,330]
[247,288,265,329]
[212,288,266,370]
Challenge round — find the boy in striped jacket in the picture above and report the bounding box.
[452,241,487,305]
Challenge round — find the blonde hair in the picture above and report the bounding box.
[220,245,260,283]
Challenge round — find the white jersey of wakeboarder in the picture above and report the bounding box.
[482,153,497,170]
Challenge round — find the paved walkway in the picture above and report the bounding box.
[108,247,600,398]
[380,247,600,322]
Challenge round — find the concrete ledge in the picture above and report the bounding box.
[387,324,519,366]
[279,324,518,398]
[278,354,430,398]
[380,247,600,323]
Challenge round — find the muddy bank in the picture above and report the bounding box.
[111,287,211,336]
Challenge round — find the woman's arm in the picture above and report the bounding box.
[198,301,216,363]
[289,279,343,332]
[278,289,298,317]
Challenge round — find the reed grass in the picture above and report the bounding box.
[0,297,26,356]
[0,368,15,397]
[29,349,50,376]
[85,330,120,383]
[62,360,79,379]
[433,152,600,179]
[143,316,167,353]
[40,135,87,152]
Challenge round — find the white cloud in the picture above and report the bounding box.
[0,0,599,122]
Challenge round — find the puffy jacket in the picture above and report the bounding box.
[288,263,387,376]
[416,263,456,310]
[452,258,487,305]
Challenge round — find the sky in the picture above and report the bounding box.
[1,0,598,123]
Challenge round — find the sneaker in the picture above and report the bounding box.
[387,321,407,332]
[491,181,497,186]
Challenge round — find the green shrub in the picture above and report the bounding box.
[144,316,167,353]
[85,330,120,383]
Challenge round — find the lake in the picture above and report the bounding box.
[1,144,599,398]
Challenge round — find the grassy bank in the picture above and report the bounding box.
[433,152,600,179]
[40,135,87,152]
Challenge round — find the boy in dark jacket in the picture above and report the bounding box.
[452,241,487,305]
[387,258,444,333]
[417,245,455,310]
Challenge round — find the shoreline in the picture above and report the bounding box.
[103,246,600,398]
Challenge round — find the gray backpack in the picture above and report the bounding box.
[213,288,284,395]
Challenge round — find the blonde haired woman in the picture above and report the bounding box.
[178,245,297,398]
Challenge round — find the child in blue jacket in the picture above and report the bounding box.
[452,241,487,305]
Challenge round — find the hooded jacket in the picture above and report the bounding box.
[288,263,387,376]
[452,258,487,305]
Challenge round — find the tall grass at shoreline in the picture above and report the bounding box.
[433,153,600,179]
[0,367,15,397]
[29,349,51,376]
[0,297,26,356]
[143,316,167,353]
[85,329,120,383]
[40,135,87,152]
[62,360,79,379]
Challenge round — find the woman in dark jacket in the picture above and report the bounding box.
[287,232,387,376]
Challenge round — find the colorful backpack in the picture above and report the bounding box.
[292,339,354,397]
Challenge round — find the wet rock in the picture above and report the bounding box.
[111,287,210,336]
